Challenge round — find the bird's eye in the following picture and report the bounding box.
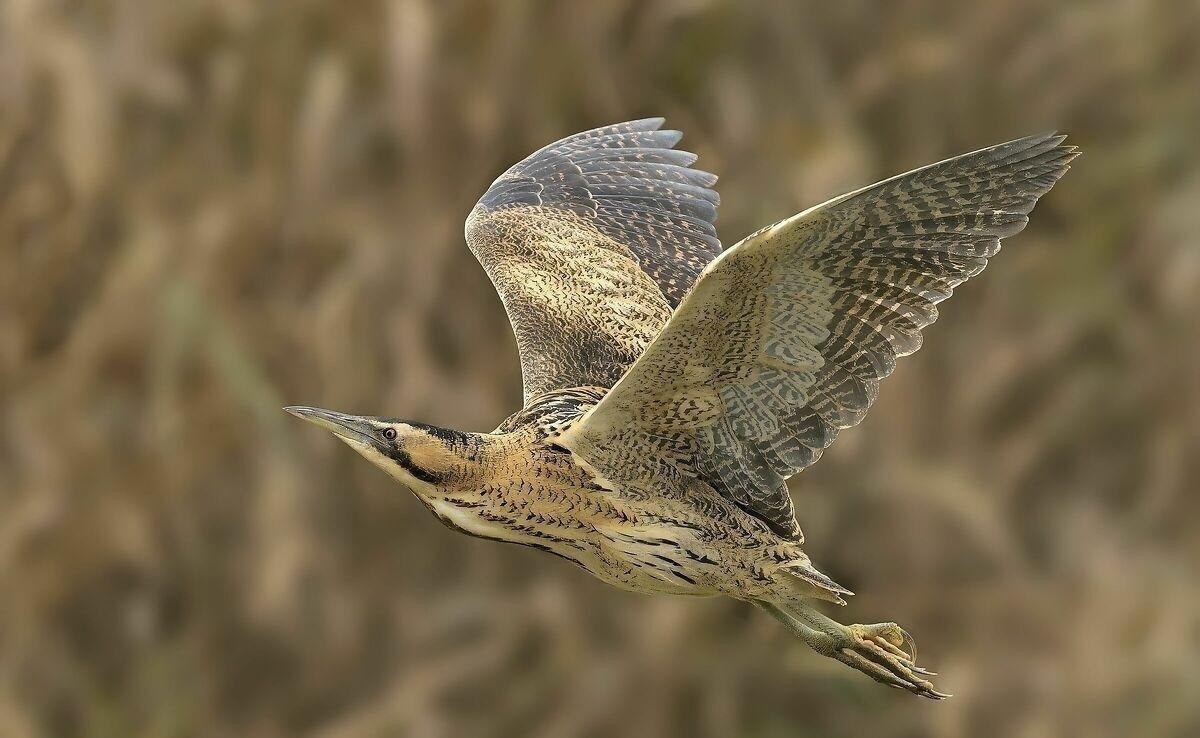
[382,428,397,441]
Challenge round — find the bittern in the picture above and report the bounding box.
[287,119,1075,698]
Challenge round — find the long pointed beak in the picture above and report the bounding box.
[284,406,375,443]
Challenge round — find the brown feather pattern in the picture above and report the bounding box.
[560,132,1077,538]
[466,118,722,401]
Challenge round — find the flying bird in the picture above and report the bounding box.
[287,119,1075,698]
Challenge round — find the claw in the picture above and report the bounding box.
[838,622,945,699]
[897,626,917,660]
[754,602,947,700]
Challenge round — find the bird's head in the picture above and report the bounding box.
[284,406,475,493]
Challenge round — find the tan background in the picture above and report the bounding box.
[2,1,1199,737]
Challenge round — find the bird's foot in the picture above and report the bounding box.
[833,622,948,700]
[756,601,949,700]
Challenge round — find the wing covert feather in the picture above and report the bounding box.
[560,134,1078,538]
[466,119,722,401]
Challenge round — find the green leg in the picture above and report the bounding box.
[755,600,949,700]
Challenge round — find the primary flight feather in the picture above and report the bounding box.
[288,118,1076,698]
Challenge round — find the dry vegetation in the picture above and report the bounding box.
[2,1,1199,737]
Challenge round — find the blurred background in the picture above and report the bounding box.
[2,1,1198,736]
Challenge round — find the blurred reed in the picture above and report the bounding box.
[1,1,1198,737]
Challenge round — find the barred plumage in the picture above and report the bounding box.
[559,131,1078,542]
[290,119,1076,700]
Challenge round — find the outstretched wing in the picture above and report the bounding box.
[558,134,1078,539]
[466,118,722,402]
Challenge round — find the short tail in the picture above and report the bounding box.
[778,558,853,606]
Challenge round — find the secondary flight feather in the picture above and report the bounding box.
[289,118,1076,698]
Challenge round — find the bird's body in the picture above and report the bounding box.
[380,387,835,603]
[288,118,1076,699]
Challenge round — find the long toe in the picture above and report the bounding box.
[837,623,950,700]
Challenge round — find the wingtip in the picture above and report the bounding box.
[660,129,684,148]
[1047,133,1083,161]
[631,116,667,130]
[1027,130,1066,145]
[988,131,1077,167]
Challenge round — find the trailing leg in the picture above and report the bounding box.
[755,599,949,700]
